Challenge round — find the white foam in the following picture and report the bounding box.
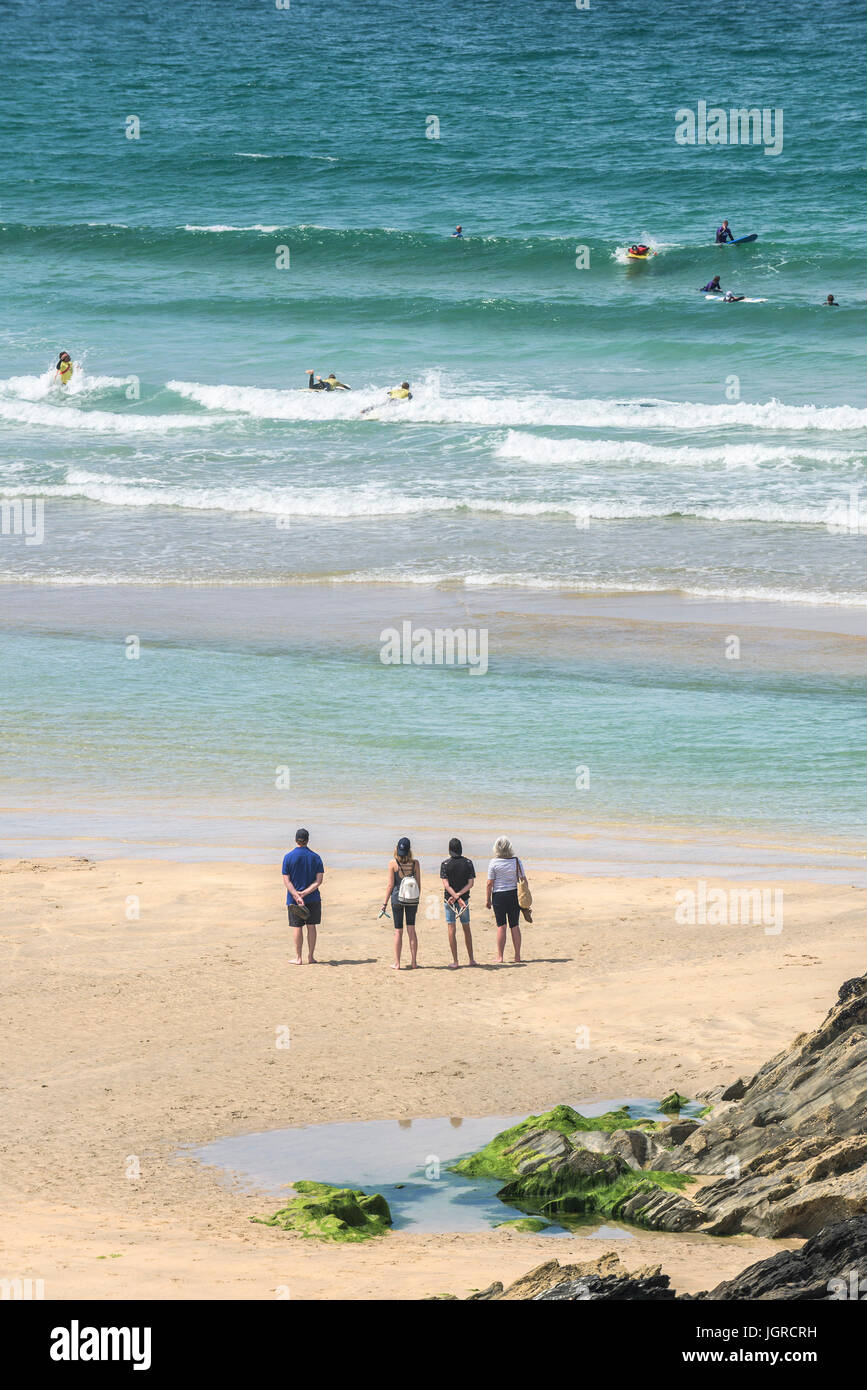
[181,224,281,233]
[165,380,867,433]
[496,432,854,470]
[2,469,860,530]
[0,400,216,434]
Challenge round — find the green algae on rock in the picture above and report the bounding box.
[253,1181,392,1243]
[659,1092,691,1113]
[494,1217,551,1233]
[450,1105,659,1182]
[498,1162,694,1225]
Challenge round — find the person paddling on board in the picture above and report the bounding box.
[825,294,840,306]
[360,381,413,416]
[722,290,745,302]
[716,220,735,244]
[55,352,74,387]
[307,370,350,391]
[628,243,651,257]
[700,275,722,292]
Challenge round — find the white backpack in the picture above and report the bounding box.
[397,864,420,903]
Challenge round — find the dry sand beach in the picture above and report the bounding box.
[2,855,863,1300]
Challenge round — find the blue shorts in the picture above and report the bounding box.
[445,900,470,926]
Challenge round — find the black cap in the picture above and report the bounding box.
[397,836,411,855]
[449,837,462,855]
[295,828,309,843]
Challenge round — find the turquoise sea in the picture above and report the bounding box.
[0,0,864,860]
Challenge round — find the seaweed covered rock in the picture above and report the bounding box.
[450,1104,660,1183]
[451,1108,694,1224]
[253,1181,392,1242]
[659,1091,691,1113]
[493,1217,550,1233]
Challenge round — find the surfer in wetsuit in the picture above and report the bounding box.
[722,291,745,302]
[825,294,840,306]
[716,220,735,244]
[360,382,413,416]
[452,225,463,238]
[307,370,350,391]
[55,352,74,386]
[700,275,722,293]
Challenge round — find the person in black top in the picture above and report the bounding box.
[440,837,477,969]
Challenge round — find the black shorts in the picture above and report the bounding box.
[492,888,520,929]
[391,894,418,930]
[288,901,321,928]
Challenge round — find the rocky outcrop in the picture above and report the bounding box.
[646,976,867,1237]
[467,1253,672,1301]
[471,1217,867,1300]
[691,1216,867,1300]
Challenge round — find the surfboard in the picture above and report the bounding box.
[703,295,767,303]
[627,250,652,260]
[722,233,758,245]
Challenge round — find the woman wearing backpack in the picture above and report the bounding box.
[382,836,421,969]
[486,836,529,964]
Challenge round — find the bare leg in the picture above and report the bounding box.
[510,923,522,963]
[392,928,402,969]
[447,922,459,967]
[307,924,317,963]
[495,923,506,962]
[407,923,419,968]
[291,925,304,964]
[462,921,476,964]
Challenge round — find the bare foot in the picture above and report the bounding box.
[448,962,459,970]
[391,962,401,970]
[494,957,504,964]
[290,957,303,965]
[468,959,478,966]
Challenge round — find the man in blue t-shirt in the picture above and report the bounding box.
[281,828,324,965]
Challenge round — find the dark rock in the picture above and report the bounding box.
[691,1215,867,1300]
[721,1078,747,1102]
[537,1272,675,1301]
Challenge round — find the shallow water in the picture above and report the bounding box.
[190,1099,705,1236]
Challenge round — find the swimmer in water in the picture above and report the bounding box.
[452,225,463,238]
[55,352,74,386]
[700,275,722,293]
[825,294,840,306]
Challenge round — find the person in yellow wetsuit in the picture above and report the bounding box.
[360,381,413,416]
[55,352,74,386]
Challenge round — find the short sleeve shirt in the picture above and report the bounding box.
[440,855,476,900]
[282,846,324,905]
